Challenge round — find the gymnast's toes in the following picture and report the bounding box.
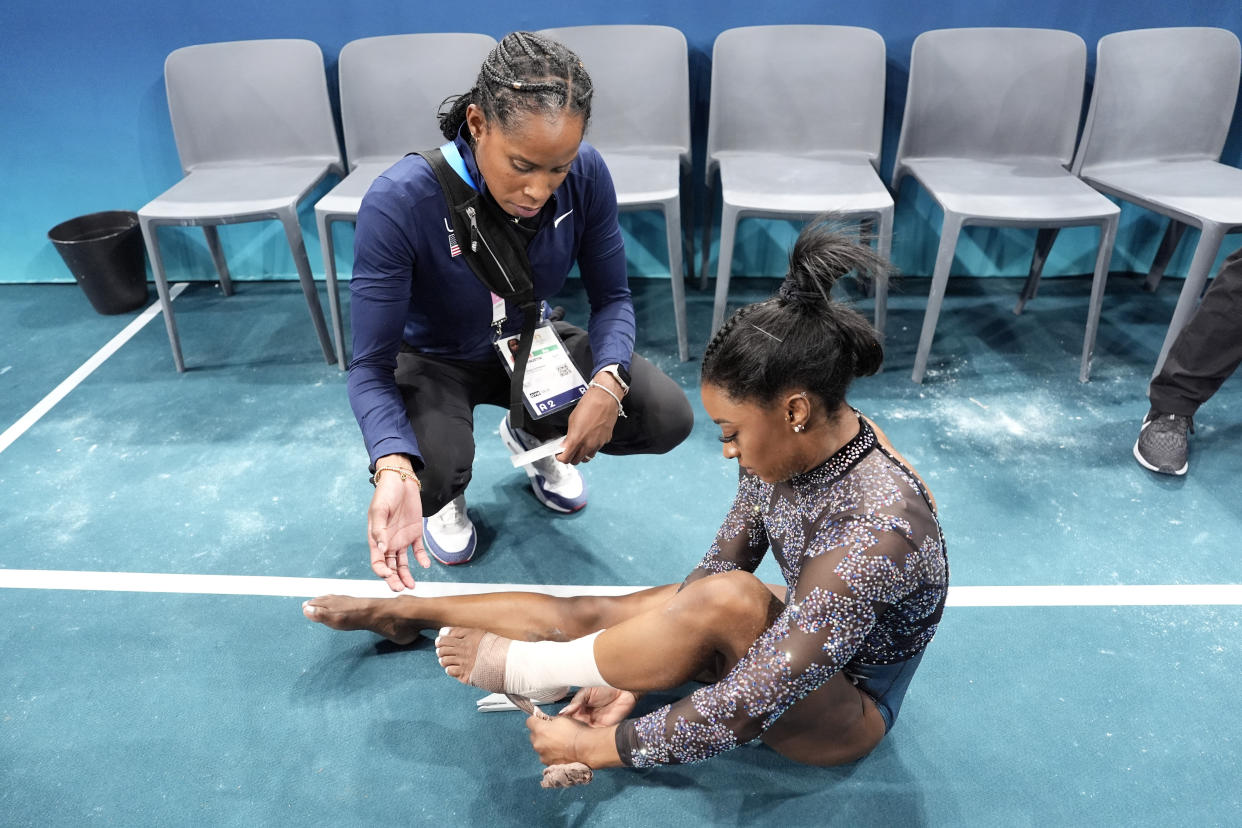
[435,626,483,684]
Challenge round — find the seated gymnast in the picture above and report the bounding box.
[304,221,949,774]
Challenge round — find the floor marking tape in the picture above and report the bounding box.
[0,283,187,455]
[1,569,1240,606]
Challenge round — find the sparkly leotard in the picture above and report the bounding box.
[615,416,948,767]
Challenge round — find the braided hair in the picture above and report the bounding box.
[439,32,594,141]
[702,218,890,412]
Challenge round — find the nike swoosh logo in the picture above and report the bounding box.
[554,209,574,228]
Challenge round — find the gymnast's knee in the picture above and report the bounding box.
[674,570,774,629]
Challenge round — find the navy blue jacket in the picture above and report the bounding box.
[347,131,634,467]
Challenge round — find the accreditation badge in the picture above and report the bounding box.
[494,323,587,419]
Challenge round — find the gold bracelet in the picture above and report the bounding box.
[371,466,422,488]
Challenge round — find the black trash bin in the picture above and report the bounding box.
[48,210,150,315]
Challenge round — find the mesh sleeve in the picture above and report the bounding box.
[619,517,927,767]
[679,472,770,591]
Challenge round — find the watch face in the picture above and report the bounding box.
[617,365,631,386]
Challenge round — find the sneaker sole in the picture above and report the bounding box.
[499,420,587,513]
[530,474,586,513]
[1132,439,1187,476]
[423,519,478,565]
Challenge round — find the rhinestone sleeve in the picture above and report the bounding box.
[618,420,948,768]
[679,470,771,590]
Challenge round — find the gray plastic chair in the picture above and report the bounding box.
[1071,27,1242,377]
[137,39,345,372]
[316,33,497,369]
[702,25,893,340]
[539,25,692,362]
[892,28,1120,383]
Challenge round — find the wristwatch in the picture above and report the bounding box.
[597,364,630,396]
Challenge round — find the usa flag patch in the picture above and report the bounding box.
[444,217,461,257]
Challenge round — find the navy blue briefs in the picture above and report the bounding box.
[845,651,926,732]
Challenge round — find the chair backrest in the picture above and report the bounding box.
[705,25,885,174]
[1072,27,1241,174]
[538,25,689,159]
[339,32,497,168]
[165,39,342,172]
[893,28,1086,172]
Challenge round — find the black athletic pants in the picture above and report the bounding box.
[394,321,695,514]
[1148,246,1242,417]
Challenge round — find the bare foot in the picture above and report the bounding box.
[302,595,424,645]
[435,627,572,703]
[434,626,511,692]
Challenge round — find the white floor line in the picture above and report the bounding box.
[1,569,1240,606]
[0,569,643,599]
[0,283,188,455]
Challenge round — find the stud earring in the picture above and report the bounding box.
[793,424,806,433]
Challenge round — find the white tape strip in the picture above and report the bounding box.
[509,437,565,468]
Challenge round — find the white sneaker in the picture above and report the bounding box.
[499,414,588,513]
[422,494,477,565]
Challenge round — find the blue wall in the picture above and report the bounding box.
[3,0,1241,286]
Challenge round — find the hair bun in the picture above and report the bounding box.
[777,280,824,312]
[783,216,892,309]
[702,215,889,407]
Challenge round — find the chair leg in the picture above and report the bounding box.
[681,165,695,286]
[911,214,964,383]
[1079,215,1118,382]
[663,202,690,363]
[318,211,348,370]
[1144,220,1187,292]
[139,219,186,373]
[710,204,740,339]
[699,179,716,291]
[1015,227,1059,315]
[1153,223,1224,378]
[873,207,894,339]
[202,225,233,297]
[859,217,877,298]
[279,208,335,364]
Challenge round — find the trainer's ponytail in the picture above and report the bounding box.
[702,217,890,410]
[437,90,477,141]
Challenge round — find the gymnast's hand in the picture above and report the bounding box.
[367,456,428,591]
[527,711,584,766]
[556,372,624,465]
[559,686,638,727]
[527,711,623,770]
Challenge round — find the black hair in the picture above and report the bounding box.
[701,218,890,412]
[438,31,593,141]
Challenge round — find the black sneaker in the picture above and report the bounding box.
[1133,411,1194,475]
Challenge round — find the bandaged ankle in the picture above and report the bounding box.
[505,630,611,693]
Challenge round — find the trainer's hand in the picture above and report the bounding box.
[559,686,638,727]
[557,371,624,465]
[367,456,428,591]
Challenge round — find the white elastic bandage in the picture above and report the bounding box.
[504,630,611,693]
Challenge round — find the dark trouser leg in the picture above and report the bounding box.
[1148,247,1242,417]
[520,322,695,454]
[394,350,509,515]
